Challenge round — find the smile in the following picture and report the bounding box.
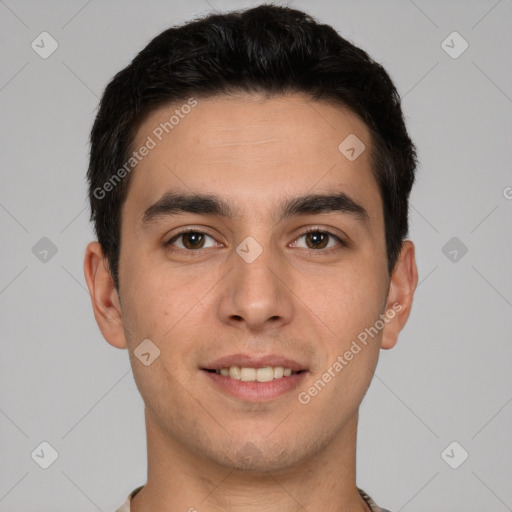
[207,366,301,382]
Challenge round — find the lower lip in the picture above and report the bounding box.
[202,370,308,401]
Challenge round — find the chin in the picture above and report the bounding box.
[203,436,318,474]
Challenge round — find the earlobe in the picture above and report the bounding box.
[381,240,418,350]
[83,241,128,349]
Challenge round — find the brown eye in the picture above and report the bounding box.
[181,232,205,249]
[166,231,217,250]
[304,231,329,249]
[292,230,346,252]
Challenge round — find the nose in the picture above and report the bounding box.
[216,239,295,332]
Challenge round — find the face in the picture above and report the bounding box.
[86,93,416,473]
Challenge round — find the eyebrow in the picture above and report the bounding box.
[141,191,369,227]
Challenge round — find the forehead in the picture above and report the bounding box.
[125,93,381,225]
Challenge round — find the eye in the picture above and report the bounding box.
[164,228,347,253]
[290,229,346,252]
[166,230,219,250]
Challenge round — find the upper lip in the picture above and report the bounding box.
[203,354,308,372]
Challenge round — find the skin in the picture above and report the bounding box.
[84,93,418,512]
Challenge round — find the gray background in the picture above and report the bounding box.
[1,0,511,511]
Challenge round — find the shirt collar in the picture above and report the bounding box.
[116,485,391,512]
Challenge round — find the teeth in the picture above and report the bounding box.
[229,366,241,380]
[255,367,274,382]
[240,367,256,381]
[214,366,299,381]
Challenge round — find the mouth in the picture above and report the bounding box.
[201,354,309,401]
[204,366,304,382]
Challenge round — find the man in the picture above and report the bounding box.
[84,4,418,511]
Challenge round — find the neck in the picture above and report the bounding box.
[131,409,370,512]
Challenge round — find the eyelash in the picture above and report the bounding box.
[165,227,347,254]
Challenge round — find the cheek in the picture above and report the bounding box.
[119,260,213,368]
[120,250,175,326]
[120,280,195,411]
[299,259,387,343]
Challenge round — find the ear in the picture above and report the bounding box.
[83,241,127,349]
[381,240,418,350]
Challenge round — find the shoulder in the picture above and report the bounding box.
[115,485,144,512]
[358,487,392,512]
